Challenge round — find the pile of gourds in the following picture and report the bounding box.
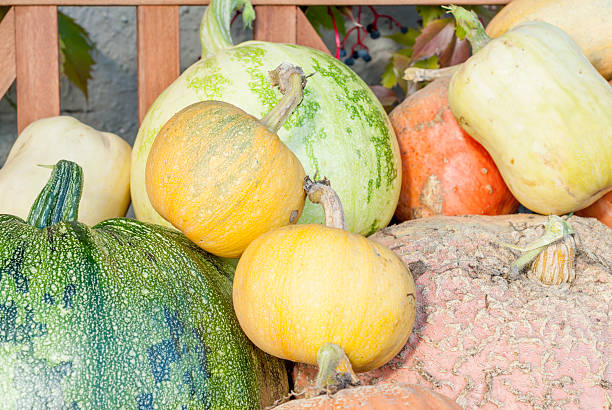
[0,0,610,407]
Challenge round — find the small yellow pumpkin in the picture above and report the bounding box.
[233,177,416,391]
[145,63,307,258]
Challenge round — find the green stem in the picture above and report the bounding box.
[303,176,346,230]
[502,215,575,278]
[314,343,360,394]
[261,63,307,133]
[443,5,491,54]
[199,0,255,58]
[27,160,83,229]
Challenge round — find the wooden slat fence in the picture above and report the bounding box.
[0,0,508,133]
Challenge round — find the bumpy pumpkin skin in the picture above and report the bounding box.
[449,22,612,214]
[485,0,612,79]
[132,35,401,237]
[233,223,416,373]
[389,77,518,221]
[274,383,461,409]
[0,217,288,407]
[145,100,306,258]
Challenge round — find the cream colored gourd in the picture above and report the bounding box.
[447,7,612,215]
[233,178,416,392]
[485,0,612,79]
[0,116,131,225]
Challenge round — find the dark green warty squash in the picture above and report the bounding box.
[0,160,288,408]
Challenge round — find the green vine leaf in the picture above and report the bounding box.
[58,11,95,101]
[0,6,9,21]
[416,6,446,26]
[305,6,346,37]
[384,28,419,48]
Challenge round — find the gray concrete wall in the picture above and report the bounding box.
[0,5,418,167]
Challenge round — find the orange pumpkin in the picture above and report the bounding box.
[576,190,612,229]
[388,76,518,221]
[145,63,307,258]
[273,383,461,409]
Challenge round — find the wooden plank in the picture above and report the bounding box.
[0,0,510,6]
[0,7,16,99]
[137,5,180,123]
[15,6,59,133]
[254,5,297,44]
[296,6,330,55]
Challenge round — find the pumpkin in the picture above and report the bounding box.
[0,160,288,408]
[576,80,612,230]
[0,116,131,225]
[446,6,612,215]
[131,0,401,237]
[274,383,461,409]
[145,63,307,258]
[388,76,518,221]
[576,190,612,229]
[485,0,612,80]
[233,177,416,392]
[293,214,612,408]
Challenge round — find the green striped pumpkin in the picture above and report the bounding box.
[0,160,288,408]
[131,0,401,237]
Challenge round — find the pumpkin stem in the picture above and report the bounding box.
[443,5,491,54]
[27,160,83,229]
[314,343,360,394]
[200,0,255,59]
[260,63,307,133]
[403,65,460,83]
[303,176,346,230]
[501,215,575,278]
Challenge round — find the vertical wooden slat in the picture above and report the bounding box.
[253,5,297,44]
[296,7,330,55]
[0,7,16,99]
[15,6,59,133]
[137,5,180,124]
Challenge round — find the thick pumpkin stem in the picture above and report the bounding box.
[443,5,491,54]
[501,215,575,278]
[314,343,360,394]
[200,0,255,58]
[261,63,307,133]
[27,160,83,229]
[303,176,346,230]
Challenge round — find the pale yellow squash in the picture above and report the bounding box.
[447,8,612,214]
[0,116,131,225]
[233,178,416,391]
[486,0,612,79]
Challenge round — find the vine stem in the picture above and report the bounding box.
[199,0,255,58]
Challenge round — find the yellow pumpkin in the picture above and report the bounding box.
[486,0,612,80]
[0,116,131,225]
[145,63,307,258]
[233,177,416,391]
[447,7,612,215]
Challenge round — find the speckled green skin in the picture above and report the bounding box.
[0,163,288,408]
[132,41,401,236]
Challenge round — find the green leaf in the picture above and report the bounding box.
[413,55,440,69]
[381,61,398,89]
[58,11,95,101]
[305,6,346,37]
[416,6,445,26]
[384,28,419,47]
[0,6,10,21]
